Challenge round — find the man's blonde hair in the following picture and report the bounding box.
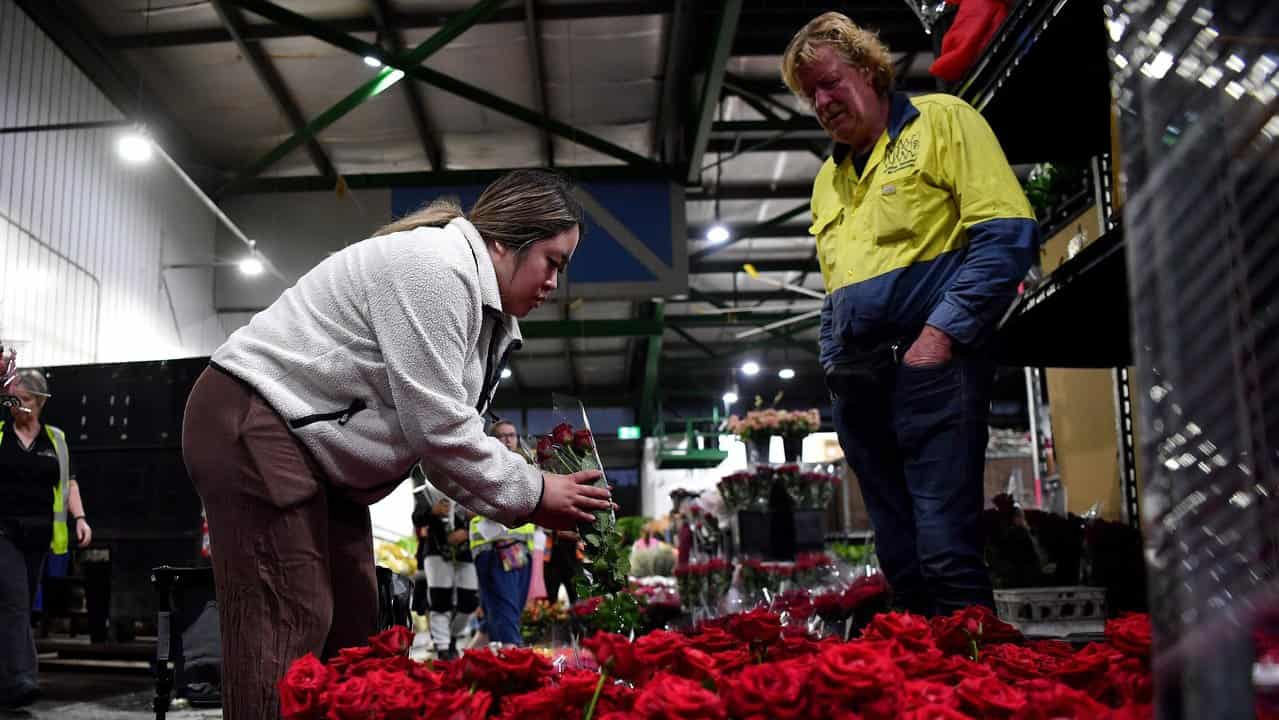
[781,12,895,99]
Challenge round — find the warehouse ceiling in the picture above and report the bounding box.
[18,0,940,423]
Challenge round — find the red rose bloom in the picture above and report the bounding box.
[327,645,375,677]
[724,661,808,720]
[584,632,646,682]
[727,609,783,645]
[956,675,1027,717]
[900,704,976,720]
[574,595,605,618]
[278,653,332,720]
[902,680,959,707]
[862,612,937,651]
[1050,650,1110,691]
[551,422,575,446]
[1109,657,1154,705]
[1108,703,1154,720]
[554,668,635,714]
[686,627,742,654]
[842,573,890,611]
[931,606,1022,656]
[812,642,904,703]
[633,672,727,720]
[893,645,954,682]
[673,647,718,682]
[368,625,414,657]
[573,429,595,452]
[1011,681,1108,719]
[536,436,555,462]
[365,670,428,720]
[456,647,550,695]
[422,689,493,720]
[496,686,561,720]
[707,648,754,678]
[491,647,554,688]
[324,677,377,720]
[634,629,687,669]
[766,633,822,662]
[982,644,1057,682]
[1106,614,1153,659]
[1029,640,1077,658]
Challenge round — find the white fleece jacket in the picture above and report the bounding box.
[212,217,542,525]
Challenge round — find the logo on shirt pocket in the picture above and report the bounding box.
[871,174,921,245]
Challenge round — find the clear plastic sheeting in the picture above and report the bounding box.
[1108,0,1279,716]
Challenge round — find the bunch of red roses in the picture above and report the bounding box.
[536,421,628,596]
[282,607,1156,720]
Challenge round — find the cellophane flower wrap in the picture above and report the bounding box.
[536,395,628,597]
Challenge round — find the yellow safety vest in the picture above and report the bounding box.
[469,516,535,553]
[0,421,71,554]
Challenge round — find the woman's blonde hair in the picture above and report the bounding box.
[374,169,584,255]
[781,12,895,99]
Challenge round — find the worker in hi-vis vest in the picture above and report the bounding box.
[1,368,91,708]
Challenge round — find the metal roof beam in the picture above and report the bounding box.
[211,0,336,181]
[520,319,664,338]
[683,288,818,356]
[654,0,697,166]
[685,0,742,184]
[370,0,444,171]
[217,0,510,196]
[523,0,554,167]
[224,165,668,193]
[638,301,665,437]
[667,325,718,358]
[106,1,676,48]
[686,183,812,201]
[222,0,666,177]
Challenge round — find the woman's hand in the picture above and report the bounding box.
[1,347,16,390]
[530,470,612,530]
[75,518,92,547]
[446,528,468,546]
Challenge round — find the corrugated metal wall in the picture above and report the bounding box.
[0,1,224,366]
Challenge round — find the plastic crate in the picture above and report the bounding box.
[993,586,1107,637]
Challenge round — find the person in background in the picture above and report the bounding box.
[0,369,89,708]
[782,13,1038,615]
[181,170,611,717]
[410,466,476,660]
[542,528,582,605]
[470,420,537,645]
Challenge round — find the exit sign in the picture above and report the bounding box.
[617,426,641,440]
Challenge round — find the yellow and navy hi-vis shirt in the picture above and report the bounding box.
[810,92,1039,369]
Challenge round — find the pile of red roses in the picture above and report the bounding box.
[280,608,1155,719]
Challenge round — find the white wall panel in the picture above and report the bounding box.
[0,1,224,366]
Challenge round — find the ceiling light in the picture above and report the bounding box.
[500,368,513,379]
[706,224,730,244]
[363,55,383,68]
[116,132,153,164]
[722,391,738,405]
[778,368,795,380]
[740,361,760,376]
[238,256,264,276]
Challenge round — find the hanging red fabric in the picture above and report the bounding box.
[929,0,1012,83]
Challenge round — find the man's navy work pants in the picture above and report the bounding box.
[828,349,996,617]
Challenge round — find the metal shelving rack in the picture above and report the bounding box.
[960,0,1141,527]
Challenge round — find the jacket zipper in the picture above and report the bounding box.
[289,398,368,429]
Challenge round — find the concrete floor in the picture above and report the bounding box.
[2,669,221,720]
